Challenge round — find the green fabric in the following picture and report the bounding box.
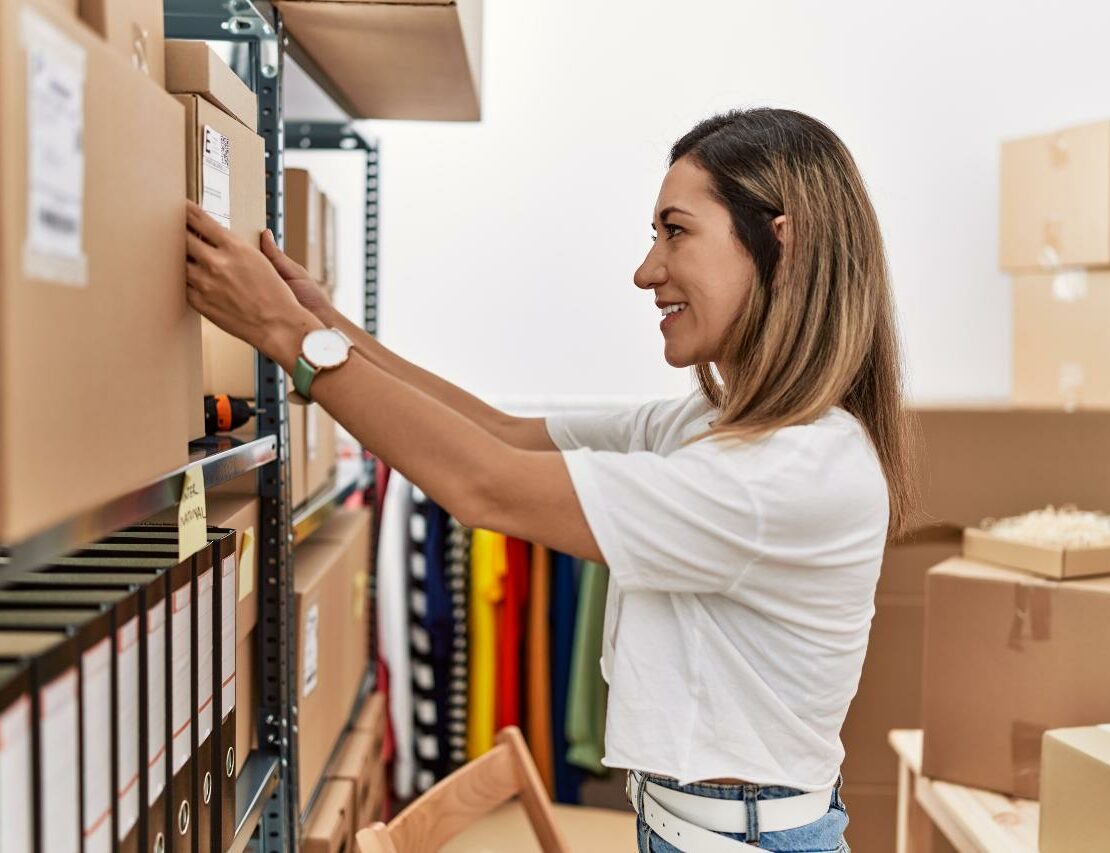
[565,560,609,774]
[292,356,317,401]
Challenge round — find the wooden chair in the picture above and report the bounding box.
[356,726,572,853]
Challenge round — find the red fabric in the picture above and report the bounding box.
[496,537,531,729]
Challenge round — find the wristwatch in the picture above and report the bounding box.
[290,327,353,404]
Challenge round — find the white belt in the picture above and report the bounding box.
[628,771,833,851]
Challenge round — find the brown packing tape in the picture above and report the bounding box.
[1011,720,1048,799]
[1006,583,1052,651]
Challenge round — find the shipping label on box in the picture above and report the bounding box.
[21,7,87,285]
[202,125,231,230]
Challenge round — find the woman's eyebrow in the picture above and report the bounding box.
[658,205,694,221]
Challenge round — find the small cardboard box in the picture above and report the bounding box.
[1000,119,1110,272]
[274,0,482,121]
[313,508,372,697]
[169,42,265,402]
[1039,725,1110,853]
[79,0,166,84]
[306,404,338,501]
[286,168,325,282]
[963,526,1110,581]
[295,534,366,809]
[302,778,355,853]
[1012,271,1110,409]
[841,527,962,786]
[325,731,376,837]
[0,0,191,541]
[921,557,1110,798]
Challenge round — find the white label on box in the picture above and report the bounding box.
[197,569,214,744]
[116,618,140,840]
[40,667,80,853]
[82,638,112,853]
[1052,269,1088,303]
[302,603,319,697]
[146,603,166,805]
[20,8,87,286]
[172,586,192,773]
[221,554,237,719]
[307,406,319,460]
[202,126,232,231]
[0,694,33,853]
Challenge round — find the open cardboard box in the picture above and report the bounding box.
[963,526,1110,580]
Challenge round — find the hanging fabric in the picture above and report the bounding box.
[566,560,610,774]
[496,536,530,730]
[526,544,556,796]
[466,529,506,759]
[445,518,471,771]
[550,551,583,804]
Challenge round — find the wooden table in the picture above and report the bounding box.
[889,729,1040,853]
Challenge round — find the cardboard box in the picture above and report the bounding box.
[295,533,366,808]
[1000,119,1110,272]
[963,525,1110,581]
[313,507,372,696]
[286,168,325,281]
[322,196,339,296]
[302,778,355,853]
[1039,725,1110,853]
[290,402,308,508]
[235,630,256,777]
[306,403,338,500]
[79,0,165,84]
[841,785,896,853]
[1012,271,1110,409]
[910,406,1110,531]
[921,557,1110,798]
[275,0,482,121]
[0,0,191,541]
[325,731,376,836]
[842,528,961,788]
[165,40,257,132]
[169,42,265,401]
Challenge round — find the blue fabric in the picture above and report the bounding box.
[422,501,453,771]
[633,773,849,852]
[550,551,582,804]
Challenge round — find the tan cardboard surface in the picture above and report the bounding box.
[840,785,897,853]
[1012,271,1110,408]
[285,168,325,281]
[302,779,354,853]
[325,731,375,837]
[921,557,1110,798]
[165,40,258,131]
[79,0,165,84]
[290,403,308,508]
[306,404,338,501]
[1,1,190,540]
[275,0,482,121]
[177,95,266,399]
[235,631,255,777]
[1000,119,1110,272]
[910,406,1110,530]
[295,537,363,809]
[1039,725,1110,853]
[963,526,1110,580]
[439,802,637,853]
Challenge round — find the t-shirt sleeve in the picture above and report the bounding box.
[561,443,763,594]
[544,403,658,453]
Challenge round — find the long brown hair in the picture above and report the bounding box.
[672,108,917,539]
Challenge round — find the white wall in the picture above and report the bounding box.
[291,0,1110,410]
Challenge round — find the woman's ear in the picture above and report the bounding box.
[772,214,789,244]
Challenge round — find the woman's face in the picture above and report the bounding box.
[634,156,758,370]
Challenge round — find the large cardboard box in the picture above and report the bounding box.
[168,43,265,402]
[322,196,338,296]
[1012,271,1110,409]
[910,406,1110,530]
[841,527,962,787]
[0,0,191,541]
[295,528,367,808]
[1000,119,1110,272]
[1039,725,1110,853]
[290,402,308,508]
[841,785,896,853]
[79,0,166,84]
[313,507,372,696]
[235,630,256,777]
[286,168,325,282]
[306,403,338,500]
[302,778,355,853]
[275,0,482,121]
[921,557,1110,798]
[325,731,376,837]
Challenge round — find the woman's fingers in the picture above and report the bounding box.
[260,228,308,280]
[186,257,215,292]
[186,232,216,268]
[186,200,231,247]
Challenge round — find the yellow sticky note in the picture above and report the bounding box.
[353,571,366,622]
[177,464,207,562]
[238,526,256,602]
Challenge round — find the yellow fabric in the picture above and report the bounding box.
[467,528,507,759]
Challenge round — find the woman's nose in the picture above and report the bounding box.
[634,249,666,290]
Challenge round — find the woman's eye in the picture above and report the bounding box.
[664,224,683,239]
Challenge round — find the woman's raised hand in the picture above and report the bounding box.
[260,228,331,317]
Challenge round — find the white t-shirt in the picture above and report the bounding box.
[546,390,889,790]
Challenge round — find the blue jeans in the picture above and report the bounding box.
[631,772,850,852]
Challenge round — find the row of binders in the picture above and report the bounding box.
[0,526,243,853]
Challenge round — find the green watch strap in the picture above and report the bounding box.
[292,356,318,402]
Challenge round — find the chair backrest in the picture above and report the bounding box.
[356,726,570,853]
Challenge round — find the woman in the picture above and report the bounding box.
[186,107,914,852]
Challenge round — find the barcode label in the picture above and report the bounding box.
[202,126,231,230]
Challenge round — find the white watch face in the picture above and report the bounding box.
[303,328,350,369]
